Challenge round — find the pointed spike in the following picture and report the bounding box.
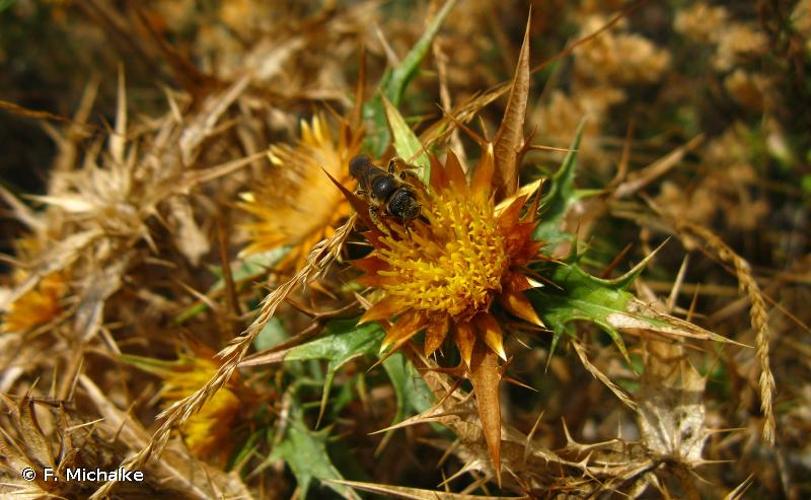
[315,369,336,429]
[561,417,576,446]
[499,289,544,328]
[475,313,507,361]
[611,237,670,288]
[469,345,503,486]
[423,316,449,357]
[545,330,563,373]
[359,297,401,325]
[598,321,633,367]
[470,142,495,200]
[454,321,476,369]
[523,409,545,460]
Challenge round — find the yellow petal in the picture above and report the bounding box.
[471,143,495,202]
[444,150,467,191]
[499,289,544,327]
[429,155,449,190]
[474,313,507,361]
[380,312,427,354]
[454,321,477,368]
[359,297,403,324]
[423,316,449,357]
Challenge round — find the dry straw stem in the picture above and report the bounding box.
[571,339,637,411]
[658,215,776,446]
[89,216,355,499]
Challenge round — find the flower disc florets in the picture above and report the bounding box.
[354,152,544,365]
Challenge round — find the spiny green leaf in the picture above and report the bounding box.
[532,248,736,364]
[382,352,434,425]
[286,320,384,362]
[382,96,430,182]
[271,407,360,500]
[363,0,458,155]
[532,260,635,363]
[383,0,458,106]
[534,120,587,248]
[285,319,384,426]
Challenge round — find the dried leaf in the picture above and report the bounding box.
[492,17,531,200]
[636,340,707,464]
[469,344,502,484]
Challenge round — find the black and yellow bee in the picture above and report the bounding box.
[349,155,422,228]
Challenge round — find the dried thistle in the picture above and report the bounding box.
[238,114,363,271]
[1,271,67,334]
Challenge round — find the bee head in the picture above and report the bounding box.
[388,190,421,220]
[349,155,373,179]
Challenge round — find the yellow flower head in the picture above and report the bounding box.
[158,352,242,462]
[353,151,544,367]
[1,271,67,334]
[238,114,363,271]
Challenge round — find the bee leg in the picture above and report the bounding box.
[402,219,414,239]
[368,205,391,236]
[387,157,399,174]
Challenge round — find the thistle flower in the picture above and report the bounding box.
[238,114,363,271]
[355,151,544,366]
[139,351,243,463]
[341,147,548,480]
[1,271,67,334]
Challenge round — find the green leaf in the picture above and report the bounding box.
[802,174,811,195]
[362,0,458,156]
[0,0,16,13]
[254,317,288,351]
[118,353,179,376]
[286,320,384,362]
[531,259,636,363]
[534,120,589,248]
[382,96,430,182]
[532,248,736,364]
[271,406,360,500]
[382,352,434,426]
[285,319,384,426]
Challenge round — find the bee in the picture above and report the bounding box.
[349,155,422,230]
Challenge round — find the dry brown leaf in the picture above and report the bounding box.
[636,339,708,468]
[492,16,530,200]
[469,345,503,484]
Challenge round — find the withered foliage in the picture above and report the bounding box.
[0,1,808,499]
